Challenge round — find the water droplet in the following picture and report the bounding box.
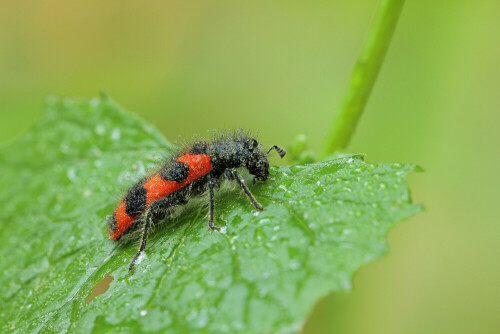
[289,165,306,173]
[133,160,146,176]
[95,124,106,135]
[258,288,269,297]
[289,260,300,270]
[135,251,147,265]
[140,310,148,316]
[233,321,244,330]
[314,185,324,195]
[333,187,344,194]
[280,178,295,188]
[59,142,70,154]
[90,97,100,108]
[111,128,121,141]
[66,167,77,182]
[342,229,354,236]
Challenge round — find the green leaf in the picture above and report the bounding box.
[0,95,423,333]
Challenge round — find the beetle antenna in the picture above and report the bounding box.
[267,145,286,158]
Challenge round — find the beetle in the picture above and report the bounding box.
[108,131,285,270]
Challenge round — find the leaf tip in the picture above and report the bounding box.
[416,203,425,213]
[414,165,426,173]
[99,91,110,101]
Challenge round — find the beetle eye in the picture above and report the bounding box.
[247,138,258,151]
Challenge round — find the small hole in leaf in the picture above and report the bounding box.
[85,272,114,304]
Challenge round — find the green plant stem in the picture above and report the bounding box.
[320,0,405,158]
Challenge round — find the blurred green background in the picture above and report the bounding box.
[1,1,498,333]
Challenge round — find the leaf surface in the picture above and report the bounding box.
[0,95,422,333]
